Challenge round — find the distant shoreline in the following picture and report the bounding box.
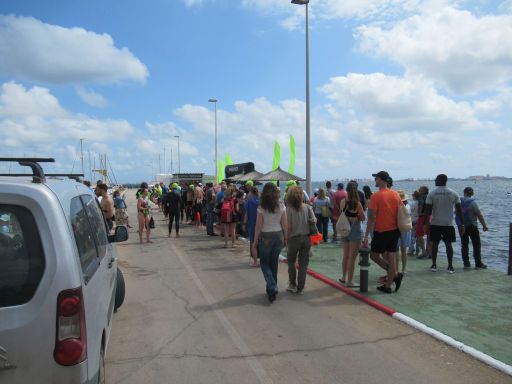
[324,177,512,183]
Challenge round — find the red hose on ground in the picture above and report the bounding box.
[305,268,396,316]
[281,259,395,316]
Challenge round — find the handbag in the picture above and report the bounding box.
[307,205,318,236]
[321,205,332,218]
[149,216,155,229]
[335,200,351,238]
[397,204,412,233]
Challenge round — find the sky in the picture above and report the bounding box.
[0,0,511,183]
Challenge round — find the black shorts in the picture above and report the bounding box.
[371,229,400,253]
[430,225,456,243]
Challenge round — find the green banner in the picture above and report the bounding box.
[217,159,225,184]
[225,154,233,166]
[272,141,281,171]
[271,141,281,185]
[288,135,296,174]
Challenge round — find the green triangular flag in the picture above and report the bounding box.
[288,135,296,174]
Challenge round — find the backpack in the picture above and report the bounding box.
[205,188,214,203]
[221,198,235,223]
[456,198,474,226]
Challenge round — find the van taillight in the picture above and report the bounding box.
[54,287,87,366]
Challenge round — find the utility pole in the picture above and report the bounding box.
[87,150,91,181]
[80,138,84,176]
[170,148,174,174]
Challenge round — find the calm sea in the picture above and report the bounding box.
[312,179,512,273]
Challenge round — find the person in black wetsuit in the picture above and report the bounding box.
[166,183,182,238]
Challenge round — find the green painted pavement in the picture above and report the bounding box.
[285,242,512,366]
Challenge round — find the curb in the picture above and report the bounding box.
[301,265,512,377]
[305,268,396,316]
[392,313,512,376]
[243,236,512,377]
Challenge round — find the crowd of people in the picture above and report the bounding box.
[87,170,490,302]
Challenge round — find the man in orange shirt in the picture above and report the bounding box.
[363,171,404,293]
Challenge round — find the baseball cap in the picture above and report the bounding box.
[372,171,391,182]
[463,187,474,196]
[246,180,254,186]
[171,182,179,189]
[337,182,344,190]
[286,180,297,187]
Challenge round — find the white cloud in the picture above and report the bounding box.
[0,15,148,85]
[321,72,479,133]
[242,0,433,30]
[356,6,512,94]
[0,82,134,149]
[75,87,108,108]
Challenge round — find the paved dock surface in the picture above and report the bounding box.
[106,190,510,384]
[307,241,512,366]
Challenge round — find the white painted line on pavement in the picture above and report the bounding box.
[393,312,512,377]
[169,242,274,384]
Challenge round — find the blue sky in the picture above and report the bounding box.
[0,0,511,183]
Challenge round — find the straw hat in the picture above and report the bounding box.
[397,190,408,201]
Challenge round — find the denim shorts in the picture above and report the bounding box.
[399,231,411,247]
[344,220,363,242]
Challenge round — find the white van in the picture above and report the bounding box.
[0,158,127,384]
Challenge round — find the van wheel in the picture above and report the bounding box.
[114,267,125,312]
[98,347,105,384]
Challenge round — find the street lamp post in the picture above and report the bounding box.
[174,135,181,175]
[291,0,311,196]
[208,98,218,183]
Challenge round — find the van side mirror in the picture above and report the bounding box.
[109,225,128,243]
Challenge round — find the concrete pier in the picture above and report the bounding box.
[105,190,510,384]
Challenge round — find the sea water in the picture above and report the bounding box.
[312,179,512,273]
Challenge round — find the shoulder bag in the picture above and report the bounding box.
[397,204,412,233]
[335,200,351,238]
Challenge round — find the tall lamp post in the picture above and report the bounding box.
[291,0,311,196]
[208,98,218,183]
[174,135,181,175]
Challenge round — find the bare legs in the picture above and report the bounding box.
[342,240,361,286]
[400,245,408,273]
[138,213,151,244]
[223,223,236,247]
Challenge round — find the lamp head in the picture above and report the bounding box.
[208,98,217,103]
[291,0,309,4]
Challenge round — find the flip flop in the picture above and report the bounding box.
[338,279,346,284]
[347,283,360,288]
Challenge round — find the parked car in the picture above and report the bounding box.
[0,158,127,383]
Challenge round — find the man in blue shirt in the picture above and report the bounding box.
[458,187,488,269]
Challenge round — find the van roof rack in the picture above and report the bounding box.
[0,158,55,183]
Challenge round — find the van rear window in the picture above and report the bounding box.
[0,205,45,307]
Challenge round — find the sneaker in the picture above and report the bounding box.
[286,284,298,293]
[463,263,471,269]
[475,263,487,269]
[296,290,304,295]
[430,264,437,272]
[417,253,427,260]
[376,285,392,294]
[447,265,455,274]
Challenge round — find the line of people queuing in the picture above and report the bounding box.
[133,171,489,301]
